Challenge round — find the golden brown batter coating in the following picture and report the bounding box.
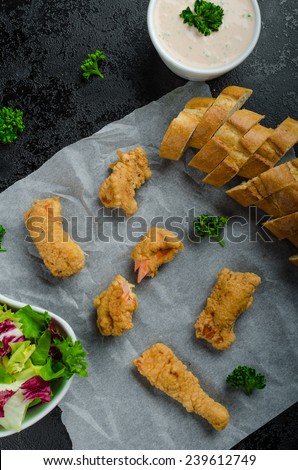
[131,227,184,283]
[133,343,230,431]
[99,147,152,217]
[24,197,85,278]
[195,268,261,350]
[94,275,138,336]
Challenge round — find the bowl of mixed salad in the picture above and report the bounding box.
[0,293,88,436]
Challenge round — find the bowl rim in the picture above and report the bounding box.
[0,293,75,437]
[147,0,261,75]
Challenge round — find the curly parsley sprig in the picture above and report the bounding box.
[0,107,25,144]
[180,0,224,36]
[0,225,7,252]
[193,214,228,247]
[81,50,107,80]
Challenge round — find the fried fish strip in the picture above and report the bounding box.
[24,197,85,278]
[195,268,261,350]
[94,275,138,336]
[99,147,152,217]
[133,343,230,431]
[131,227,184,283]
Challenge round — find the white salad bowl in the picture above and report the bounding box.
[147,0,261,81]
[0,293,76,437]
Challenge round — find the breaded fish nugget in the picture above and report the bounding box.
[94,275,138,336]
[24,197,85,278]
[133,343,229,431]
[131,226,184,283]
[99,147,152,217]
[195,268,261,350]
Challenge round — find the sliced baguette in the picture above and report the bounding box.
[239,117,298,178]
[263,211,298,241]
[159,97,214,160]
[189,109,264,173]
[188,86,253,150]
[288,237,298,248]
[256,181,298,217]
[202,124,272,187]
[289,254,298,266]
[226,158,298,206]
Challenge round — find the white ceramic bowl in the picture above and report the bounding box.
[147,0,261,81]
[0,293,76,437]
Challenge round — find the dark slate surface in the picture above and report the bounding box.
[0,0,297,450]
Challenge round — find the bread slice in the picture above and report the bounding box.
[159,97,214,160]
[189,109,264,174]
[263,211,298,241]
[239,117,298,178]
[256,182,298,217]
[226,158,298,206]
[289,254,298,266]
[288,237,298,248]
[188,86,253,150]
[201,124,272,187]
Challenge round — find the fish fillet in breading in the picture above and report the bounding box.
[24,197,85,278]
[195,268,261,350]
[94,275,138,336]
[131,226,184,283]
[99,146,152,217]
[133,343,230,431]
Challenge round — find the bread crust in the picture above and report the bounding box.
[226,158,298,206]
[256,182,298,217]
[239,117,298,178]
[159,97,214,160]
[189,86,252,149]
[289,254,298,266]
[189,109,263,173]
[263,211,298,240]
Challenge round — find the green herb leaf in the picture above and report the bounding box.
[0,107,25,144]
[226,366,266,395]
[180,0,224,36]
[193,214,228,247]
[81,50,107,80]
[15,305,51,341]
[0,224,7,252]
[54,337,88,379]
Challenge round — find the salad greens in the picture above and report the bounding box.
[180,1,224,37]
[0,303,88,431]
[0,225,6,252]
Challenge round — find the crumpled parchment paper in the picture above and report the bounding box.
[0,81,297,450]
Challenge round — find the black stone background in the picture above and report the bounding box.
[0,0,297,450]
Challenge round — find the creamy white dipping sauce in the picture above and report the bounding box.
[154,0,256,69]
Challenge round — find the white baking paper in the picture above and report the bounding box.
[0,81,297,450]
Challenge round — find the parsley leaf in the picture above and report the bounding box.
[81,50,107,80]
[0,224,7,252]
[180,0,224,36]
[0,107,25,144]
[193,214,228,247]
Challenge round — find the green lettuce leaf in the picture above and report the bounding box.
[39,357,66,381]
[54,337,88,379]
[31,329,51,365]
[5,341,36,375]
[0,366,14,384]
[15,305,51,340]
